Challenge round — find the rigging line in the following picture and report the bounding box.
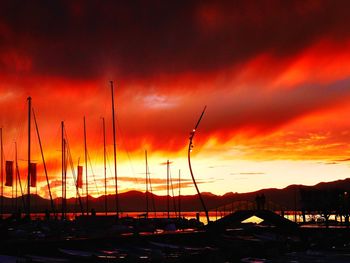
[32,108,55,215]
[16,164,26,210]
[88,125,104,192]
[104,148,121,191]
[87,150,100,196]
[169,168,177,217]
[12,107,27,188]
[105,150,114,190]
[115,117,136,177]
[48,123,62,198]
[85,142,99,195]
[104,141,111,171]
[63,129,79,188]
[4,137,15,160]
[115,116,141,187]
[13,102,27,155]
[64,128,84,214]
[101,88,113,195]
[68,147,84,214]
[147,161,157,217]
[75,154,81,216]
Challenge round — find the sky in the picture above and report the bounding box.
[1,0,350,199]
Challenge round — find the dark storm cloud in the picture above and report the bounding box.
[1,0,350,79]
[200,77,350,138]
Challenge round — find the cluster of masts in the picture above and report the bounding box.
[0,82,210,223]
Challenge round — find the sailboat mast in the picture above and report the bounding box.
[103,117,107,216]
[0,128,3,219]
[178,169,181,219]
[11,164,13,211]
[27,96,31,219]
[145,150,149,218]
[84,117,89,215]
[110,81,119,218]
[147,157,156,217]
[61,121,65,220]
[64,138,67,217]
[15,142,18,211]
[167,160,169,219]
[169,169,177,218]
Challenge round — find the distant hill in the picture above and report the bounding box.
[2,178,350,213]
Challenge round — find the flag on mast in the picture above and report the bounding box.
[5,161,13,187]
[77,165,83,188]
[30,163,37,187]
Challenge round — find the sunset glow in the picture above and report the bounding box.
[1,1,350,200]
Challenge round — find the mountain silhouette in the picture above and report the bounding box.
[2,178,350,213]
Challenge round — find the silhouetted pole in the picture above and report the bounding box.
[145,150,149,218]
[103,118,107,216]
[188,106,210,224]
[170,168,178,218]
[84,117,89,215]
[148,160,157,218]
[178,169,181,219]
[27,96,31,219]
[64,138,67,217]
[294,187,297,222]
[167,160,170,219]
[14,142,17,211]
[61,121,65,220]
[110,81,119,218]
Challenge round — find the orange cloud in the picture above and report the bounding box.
[2,1,350,197]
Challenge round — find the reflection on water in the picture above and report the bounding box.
[283,211,342,223]
[6,210,347,226]
[3,211,221,224]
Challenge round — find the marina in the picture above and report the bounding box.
[1,1,350,262]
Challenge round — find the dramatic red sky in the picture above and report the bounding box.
[1,1,350,199]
